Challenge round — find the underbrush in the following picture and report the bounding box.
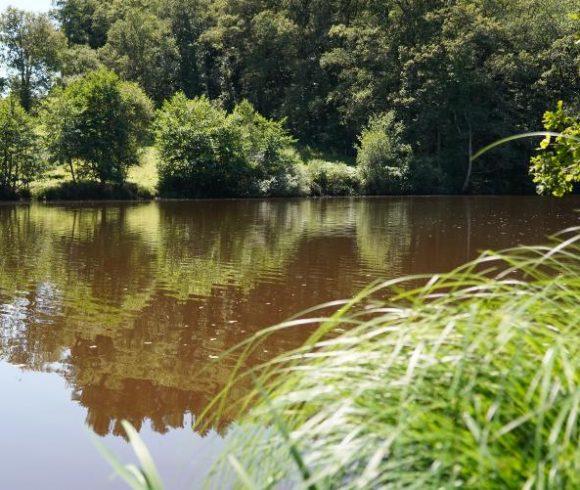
[36,181,154,201]
[306,159,361,196]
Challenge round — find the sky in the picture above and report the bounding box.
[0,0,52,12]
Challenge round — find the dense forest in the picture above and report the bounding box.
[0,0,579,199]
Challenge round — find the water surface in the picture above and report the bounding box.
[0,197,578,489]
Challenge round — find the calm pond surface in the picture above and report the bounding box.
[0,196,578,489]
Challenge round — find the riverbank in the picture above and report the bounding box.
[5,145,548,202]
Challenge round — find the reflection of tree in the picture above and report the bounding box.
[355,198,412,274]
[1,198,459,436]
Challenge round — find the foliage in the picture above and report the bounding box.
[52,0,104,48]
[155,95,309,197]
[99,9,180,104]
[306,160,361,196]
[41,69,154,185]
[203,229,580,489]
[530,101,580,196]
[0,0,577,196]
[0,96,42,198]
[0,8,66,110]
[233,100,309,197]
[154,93,250,197]
[357,112,411,195]
[36,181,153,201]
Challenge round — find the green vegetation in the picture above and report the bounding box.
[0,7,65,110]
[101,228,580,489]
[356,112,412,195]
[531,102,580,196]
[0,97,41,199]
[155,95,310,198]
[306,160,360,196]
[40,69,154,187]
[0,0,577,199]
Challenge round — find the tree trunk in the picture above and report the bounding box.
[69,158,77,184]
[462,124,473,193]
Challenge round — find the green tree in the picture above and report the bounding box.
[52,0,105,48]
[0,7,66,110]
[357,112,412,195]
[0,96,42,198]
[99,9,180,104]
[41,69,154,185]
[166,0,211,98]
[155,93,250,197]
[530,102,580,197]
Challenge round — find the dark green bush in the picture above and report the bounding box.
[36,180,154,201]
[357,112,412,195]
[234,100,310,197]
[155,94,251,198]
[408,157,451,195]
[306,159,361,196]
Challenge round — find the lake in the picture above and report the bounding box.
[0,196,578,489]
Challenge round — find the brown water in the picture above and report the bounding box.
[0,197,578,489]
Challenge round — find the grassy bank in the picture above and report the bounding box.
[28,146,363,201]
[103,228,579,489]
[28,148,158,201]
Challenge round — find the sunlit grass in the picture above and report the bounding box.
[127,147,159,195]
[30,147,159,198]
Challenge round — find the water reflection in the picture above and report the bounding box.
[0,197,577,438]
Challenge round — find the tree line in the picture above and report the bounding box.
[0,0,578,199]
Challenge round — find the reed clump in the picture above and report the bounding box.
[206,228,580,489]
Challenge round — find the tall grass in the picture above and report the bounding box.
[205,228,579,489]
[102,228,580,489]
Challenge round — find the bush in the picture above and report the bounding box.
[36,180,154,201]
[155,94,250,198]
[530,101,580,197]
[0,96,43,199]
[256,148,311,197]
[306,159,361,196]
[155,96,308,197]
[234,100,309,197]
[41,69,154,186]
[357,112,412,194]
[408,157,451,195]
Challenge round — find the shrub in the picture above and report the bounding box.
[155,94,251,198]
[36,180,154,201]
[41,69,154,186]
[357,112,412,194]
[0,96,43,199]
[306,159,361,196]
[408,157,450,195]
[155,96,308,197]
[530,101,580,197]
[234,100,308,197]
[256,148,311,197]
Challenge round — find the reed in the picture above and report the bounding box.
[206,227,580,489]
